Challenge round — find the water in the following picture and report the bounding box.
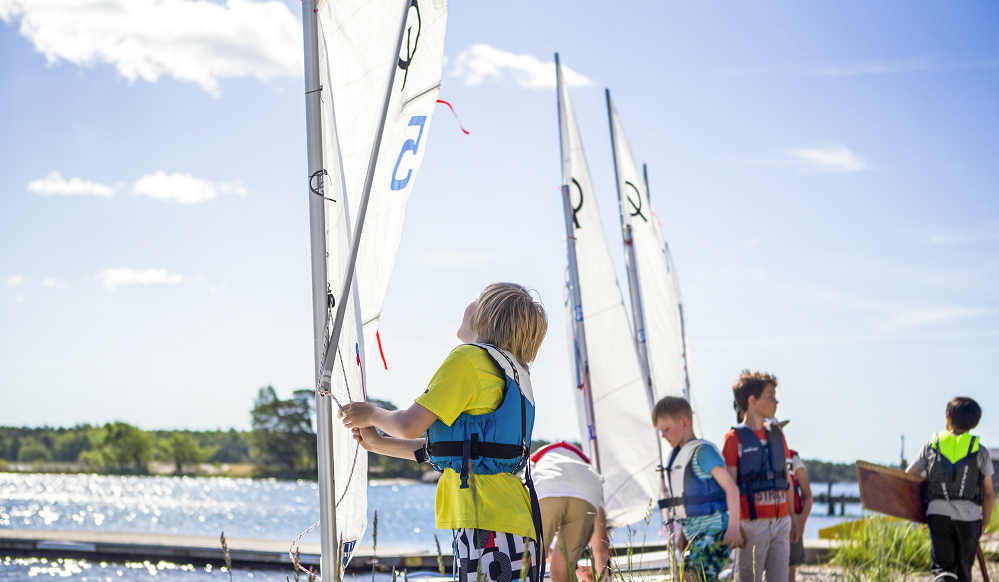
[0,473,444,551]
[0,473,866,581]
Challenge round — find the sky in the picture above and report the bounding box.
[1,0,997,464]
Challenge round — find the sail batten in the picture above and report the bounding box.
[556,56,663,527]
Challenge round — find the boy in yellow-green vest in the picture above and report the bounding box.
[340,282,548,582]
[907,397,994,582]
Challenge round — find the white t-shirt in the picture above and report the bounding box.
[532,449,603,510]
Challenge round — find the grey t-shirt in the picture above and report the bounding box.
[912,439,993,521]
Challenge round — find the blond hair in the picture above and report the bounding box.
[470,282,548,366]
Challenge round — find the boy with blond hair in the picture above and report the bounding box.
[722,371,797,582]
[907,397,993,582]
[654,396,743,582]
[341,282,547,582]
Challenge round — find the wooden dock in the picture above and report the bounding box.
[0,529,855,571]
[0,529,448,573]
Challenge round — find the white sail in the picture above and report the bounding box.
[557,58,662,527]
[317,0,449,368]
[312,0,447,568]
[607,96,691,409]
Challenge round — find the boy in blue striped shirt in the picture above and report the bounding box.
[654,396,744,581]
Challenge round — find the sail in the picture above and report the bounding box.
[317,0,449,367]
[607,96,691,408]
[312,0,447,568]
[557,57,662,527]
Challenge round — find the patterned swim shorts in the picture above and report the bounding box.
[682,529,732,582]
[455,529,538,582]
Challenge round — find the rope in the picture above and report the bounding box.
[291,294,365,581]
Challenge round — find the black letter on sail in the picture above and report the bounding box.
[625,181,647,223]
[397,0,422,91]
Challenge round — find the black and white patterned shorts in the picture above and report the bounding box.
[455,529,538,582]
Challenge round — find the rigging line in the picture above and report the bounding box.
[296,344,363,582]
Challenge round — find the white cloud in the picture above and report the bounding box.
[26,171,114,197]
[877,307,995,330]
[451,44,592,89]
[133,171,219,204]
[6,274,24,286]
[95,267,184,291]
[786,145,867,173]
[42,278,69,289]
[15,295,25,303]
[218,181,247,196]
[419,249,502,267]
[0,0,302,96]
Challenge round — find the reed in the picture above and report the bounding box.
[831,515,930,582]
[220,531,233,582]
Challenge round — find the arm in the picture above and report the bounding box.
[351,427,427,461]
[795,467,814,539]
[983,475,993,537]
[340,401,438,439]
[787,478,799,543]
[710,465,744,547]
[905,464,923,476]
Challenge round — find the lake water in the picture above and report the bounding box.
[0,473,864,581]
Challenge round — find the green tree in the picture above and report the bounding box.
[17,437,51,463]
[160,433,210,474]
[99,422,151,473]
[250,387,317,474]
[53,428,93,462]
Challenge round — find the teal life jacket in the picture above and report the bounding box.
[414,344,535,489]
[925,432,983,504]
[734,420,788,520]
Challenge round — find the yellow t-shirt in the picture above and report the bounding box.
[415,344,535,539]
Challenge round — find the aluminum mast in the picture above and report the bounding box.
[556,53,600,472]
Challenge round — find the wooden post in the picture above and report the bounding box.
[827,482,834,516]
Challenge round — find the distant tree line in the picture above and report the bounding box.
[1,386,860,481]
[803,459,859,483]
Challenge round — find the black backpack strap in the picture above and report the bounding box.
[524,463,545,582]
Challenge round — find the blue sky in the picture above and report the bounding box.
[1,0,997,464]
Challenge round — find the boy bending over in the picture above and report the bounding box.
[654,396,744,582]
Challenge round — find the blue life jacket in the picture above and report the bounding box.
[733,420,788,520]
[414,344,535,489]
[658,439,728,520]
[925,432,983,504]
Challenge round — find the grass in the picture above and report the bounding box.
[831,515,930,582]
[987,500,998,535]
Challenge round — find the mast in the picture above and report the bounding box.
[606,90,653,411]
[606,90,666,496]
[302,0,338,579]
[556,53,600,472]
